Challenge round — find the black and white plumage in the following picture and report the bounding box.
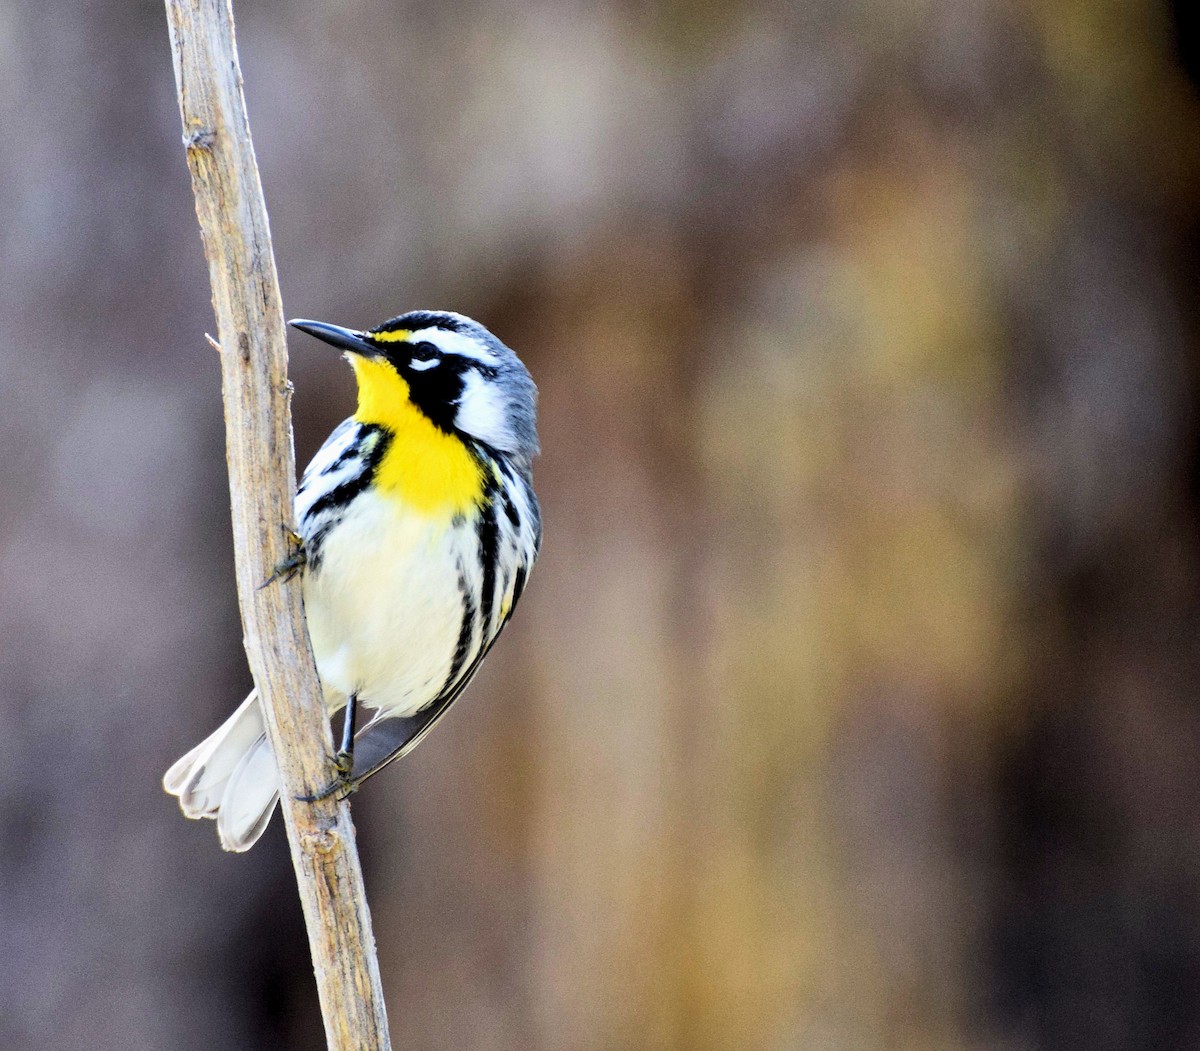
[164,311,540,851]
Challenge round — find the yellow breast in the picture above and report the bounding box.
[350,355,486,518]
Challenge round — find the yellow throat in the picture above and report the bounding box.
[350,354,486,517]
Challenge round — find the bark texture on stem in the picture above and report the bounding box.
[164,2,392,1047]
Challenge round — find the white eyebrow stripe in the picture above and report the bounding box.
[411,327,500,365]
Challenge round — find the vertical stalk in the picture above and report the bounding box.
[164,1,392,1046]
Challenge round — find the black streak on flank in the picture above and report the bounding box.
[501,489,521,531]
[510,563,528,611]
[441,566,477,697]
[321,442,361,476]
[300,426,391,571]
[304,520,335,573]
[303,468,371,523]
[477,491,500,637]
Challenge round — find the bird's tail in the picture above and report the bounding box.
[162,690,281,852]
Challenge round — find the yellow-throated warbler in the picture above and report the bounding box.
[163,311,541,851]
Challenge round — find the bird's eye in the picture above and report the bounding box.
[408,341,441,371]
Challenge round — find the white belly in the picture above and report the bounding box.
[301,489,477,718]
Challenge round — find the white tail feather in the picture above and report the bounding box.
[163,690,281,851]
[216,733,280,852]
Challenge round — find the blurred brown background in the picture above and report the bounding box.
[3,0,1200,1048]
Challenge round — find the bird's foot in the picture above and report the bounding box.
[297,750,358,803]
[260,526,307,588]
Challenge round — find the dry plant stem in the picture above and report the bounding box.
[164,1,392,1047]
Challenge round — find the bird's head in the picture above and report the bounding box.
[290,310,539,465]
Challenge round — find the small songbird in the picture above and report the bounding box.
[164,311,541,850]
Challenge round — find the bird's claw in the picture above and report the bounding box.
[259,526,307,588]
[296,752,358,803]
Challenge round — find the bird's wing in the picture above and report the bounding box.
[297,417,358,489]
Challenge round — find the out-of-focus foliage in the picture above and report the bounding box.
[2,1,1199,1049]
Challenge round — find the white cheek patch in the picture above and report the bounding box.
[409,357,440,371]
[454,369,510,447]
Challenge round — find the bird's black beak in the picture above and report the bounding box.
[288,319,381,358]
